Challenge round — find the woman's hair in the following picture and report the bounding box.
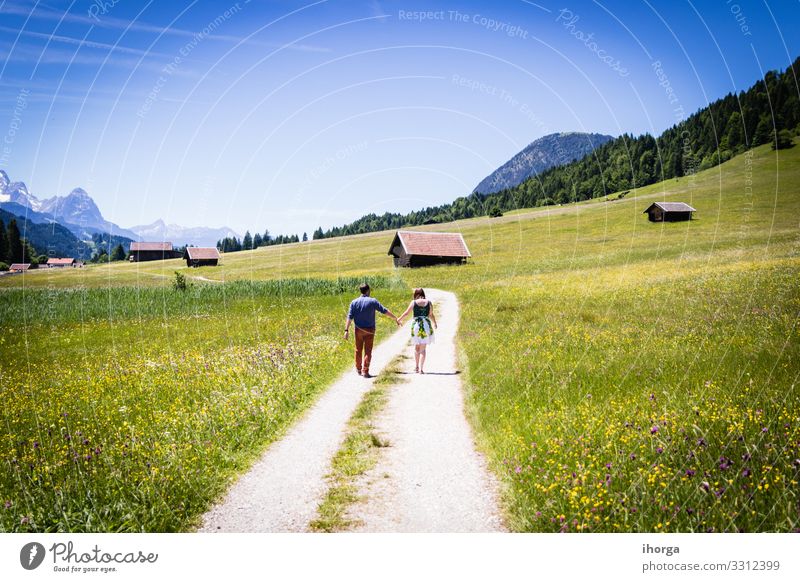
[413,288,426,299]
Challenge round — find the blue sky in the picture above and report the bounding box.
[0,0,798,236]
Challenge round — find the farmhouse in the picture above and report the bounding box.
[130,242,179,262]
[47,257,78,268]
[388,230,471,268]
[9,263,30,272]
[643,202,696,222]
[183,247,220,267]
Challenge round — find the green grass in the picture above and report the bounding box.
[308,356,404,532]
[2,142,798,532]
[0,277,406,532]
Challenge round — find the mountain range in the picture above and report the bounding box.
[129,219,239,248]
[472,132,614,194]
[0,169,239,249]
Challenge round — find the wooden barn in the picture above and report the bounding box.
[46,257,77,268]
[130,241,179,262]
[643,202,696,222]
[9,263,30,272]
[388,230,471,268]
[183,247,220,267]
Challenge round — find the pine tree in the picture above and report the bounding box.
[0,219,7,264]
[302,232,308,242]
[753,117,772,146]
[253,232,262,247]
[6,219,23,264]
[110,243,126,261]
[262,229,271,245]
[774,129,793,150]
[243,231,253,250]
[725,111,744,150]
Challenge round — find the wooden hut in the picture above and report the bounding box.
[9,263,30,272]
[183,247,220,267]
[46,257,76,268]
[388,230,471,268]
[643,202,696,222]
[130,242,178,262]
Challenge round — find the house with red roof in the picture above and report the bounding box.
[46,257,77,268]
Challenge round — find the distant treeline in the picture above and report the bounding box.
[310,57,799,240]
[217,230,307,253]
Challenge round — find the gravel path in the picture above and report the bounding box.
[199,289,505,532]
[348,289,506,532]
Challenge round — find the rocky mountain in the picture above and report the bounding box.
[0,170,42,210]
[472,132,614,194]
[1,170,138,241]
[129,219,239,248]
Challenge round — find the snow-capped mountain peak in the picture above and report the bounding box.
[129,219,239,247]
[0,169,137,239]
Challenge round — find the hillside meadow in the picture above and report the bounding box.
[1,142,798,531]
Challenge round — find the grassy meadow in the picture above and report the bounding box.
[0,276,405,531]
[1,142,798,531]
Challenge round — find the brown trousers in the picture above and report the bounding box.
[354,327,376,374]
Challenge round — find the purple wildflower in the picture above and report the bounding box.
[700,481,710,492]
[650,426,659,435]
[685,469,696,477]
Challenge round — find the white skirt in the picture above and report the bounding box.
[410,316,435,345]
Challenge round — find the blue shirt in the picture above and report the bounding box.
[347,296,387,329]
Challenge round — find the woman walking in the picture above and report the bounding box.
[398,288,437,374]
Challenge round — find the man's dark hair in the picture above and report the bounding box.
[359,283,370,294]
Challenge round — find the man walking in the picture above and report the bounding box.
[344,283,399,377]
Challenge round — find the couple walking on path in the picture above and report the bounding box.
[344,283,437,377]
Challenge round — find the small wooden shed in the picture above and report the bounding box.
[388,230,471,268]
[644,202,696,222]
[130,242,178,262]
[9,263,30,272]
[183,247,220,267]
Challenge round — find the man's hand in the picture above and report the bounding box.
[344,329,350,340]
[395,317,401,326]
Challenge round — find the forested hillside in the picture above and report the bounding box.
[313,57,799,240]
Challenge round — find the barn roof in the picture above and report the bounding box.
[644,202,697,213]
[9,263,30,271]
[388,230,471,258]
[131,242,173,252]
[47,257,75,265]
[185,247,220,260]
